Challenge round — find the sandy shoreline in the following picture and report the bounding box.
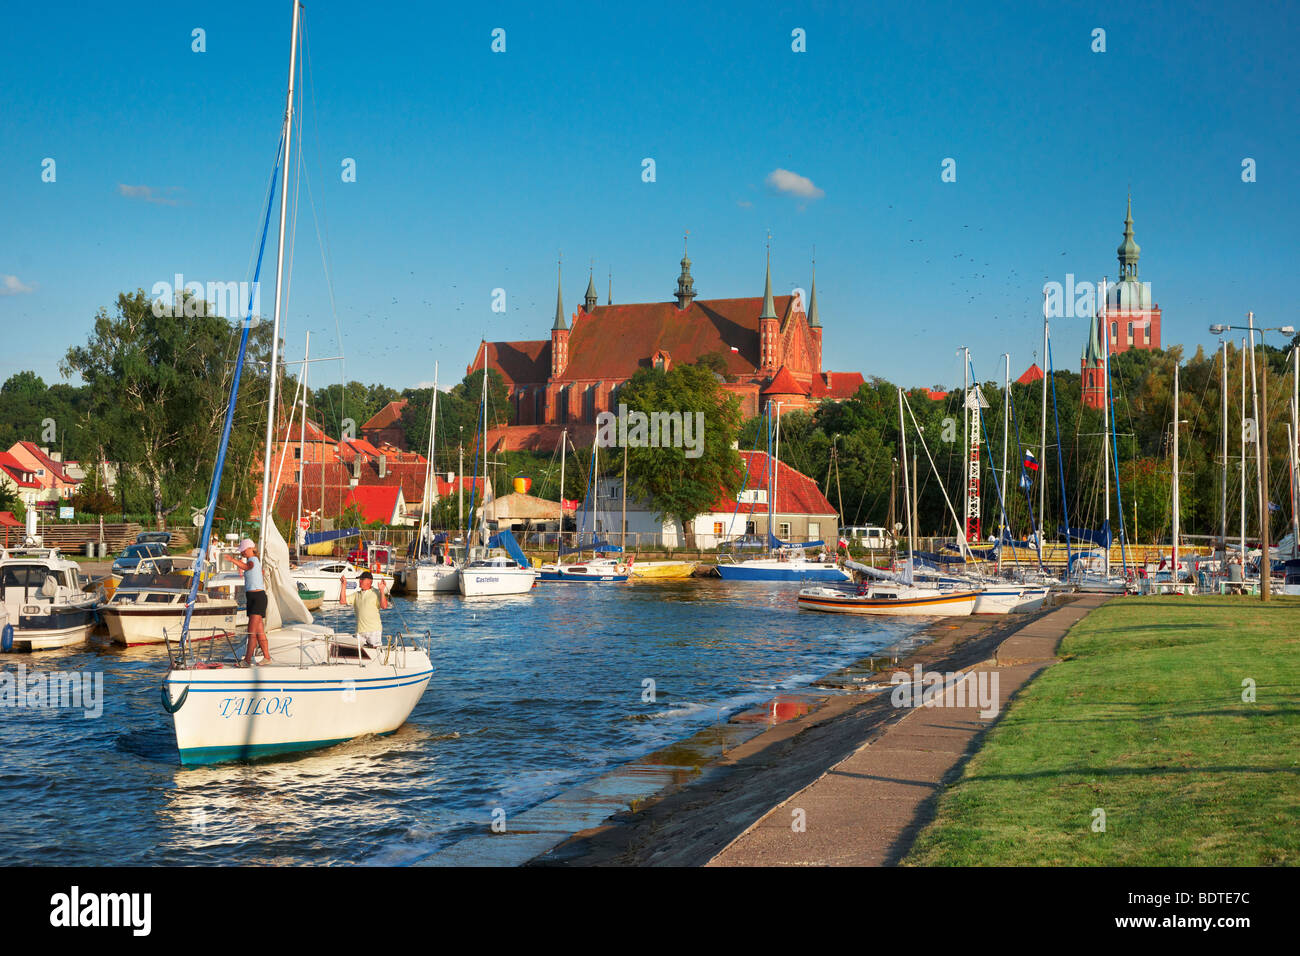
[524,601,1072,866]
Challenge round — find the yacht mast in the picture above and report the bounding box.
[1173,362,1181,576]
[1221,340,1228,551]
[1101,278,1111,577]
[295,331,309,558]
[999,352,1010,574]
[1038,293,1049,564]
[416,364,439,555]
[898,389,914,556]
[1240,338,1247,560]
[257,0,301,557]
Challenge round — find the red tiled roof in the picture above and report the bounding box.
[361,400,408,431]
[343,486,402,524]
[762,365,810,396]
[469,340,551,386]
[337,438,384,460]
[925,389,949,401]
[0,452,41,488]
[808,371,865,400]
[1017,363,1044,385]
[275,418,336,444]
[483,423,598,453]
[709,450,837,516]
[17,442,75,483]
[564,296,794,381]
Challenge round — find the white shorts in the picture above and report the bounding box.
[358,630,382,648]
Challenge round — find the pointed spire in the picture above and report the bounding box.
[807,253,820,327]
[607,268,612,305]
[552,257,567,331]
[584,262,598,313]
[674,232,697,309]
[1117,193,1140,281]
[759,238,777,321]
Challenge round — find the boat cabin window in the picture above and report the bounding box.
[1,565,53,589]
[145,593,175,603]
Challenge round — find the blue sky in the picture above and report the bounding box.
[2,0,1297,392]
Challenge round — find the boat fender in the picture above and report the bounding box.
[161,681,189,713]
[1,623,12,652]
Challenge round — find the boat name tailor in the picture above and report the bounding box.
[0,665,103,718]
[218,695,294,718]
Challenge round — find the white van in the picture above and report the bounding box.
[844,525,896,549]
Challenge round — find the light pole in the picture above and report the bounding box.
[1210,318,1296,601]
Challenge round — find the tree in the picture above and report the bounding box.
[617,364,742,545]
[61,289,274,529]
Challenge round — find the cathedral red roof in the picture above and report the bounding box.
[469,340,552,386]
[762,365,810,396]
[360,400,408,431]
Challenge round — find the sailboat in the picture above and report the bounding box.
[716,402,850,583]
[398,365,459,594]
[799,388,976,615]
[456,361,537,596]
[538,437,629,582]
[161,0,432,765]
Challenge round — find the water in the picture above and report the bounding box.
[0,580,921,865]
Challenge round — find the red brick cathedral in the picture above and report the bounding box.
[1081,197,1163,409]
[469,243,864,451]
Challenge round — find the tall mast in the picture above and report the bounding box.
[898,388,913,556]
[557,426,566,560]
[416,363,439,553]
[961,345,969,541]
[773,402,782,542]
[1173,362,1180,576]
[999,353,1010,573]
[1038,293,1049,563]
[257,0,301,556]
[295,330,309,557]
[1101,279,1111,576]
[1292,345,1299,556]
[1240,338,1247,560]
[1247,311,1269,599]
[1221,339,1229,551]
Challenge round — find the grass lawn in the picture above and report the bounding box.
[905,595,1300,866]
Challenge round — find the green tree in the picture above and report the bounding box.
[61,289,274,529]
[618,363,742,545]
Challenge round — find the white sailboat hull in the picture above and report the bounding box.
[972,586,1050,615]
[457,567,537,596]
[399,563,460,594]
[165,639,433,765]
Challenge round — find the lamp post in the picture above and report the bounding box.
[1210,318,1296,601]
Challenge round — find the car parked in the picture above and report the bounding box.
[112,541,169,575]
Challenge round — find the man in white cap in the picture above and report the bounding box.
[226,538,273,665]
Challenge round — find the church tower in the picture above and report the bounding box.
[550,260,569,378]
[759,245,779,370]
[674,236,697,309]
[807,258,822,375]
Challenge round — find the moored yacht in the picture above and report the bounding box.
[0,548,100,651]
[100,555,243,647]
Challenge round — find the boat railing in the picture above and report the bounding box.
[162,626,242,671]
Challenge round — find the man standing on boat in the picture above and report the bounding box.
[226,538,272,666]
[339,570,388,647]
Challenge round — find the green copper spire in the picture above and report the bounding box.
[584,265,598,313]
[1083,310,1104,365]
[552,259,567,331]
[759,243,777,321]
[1117,194,1140,281]
[807,256,820,327]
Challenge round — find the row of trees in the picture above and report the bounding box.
[9,287,1298,547]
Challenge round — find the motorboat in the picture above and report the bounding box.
[100,556,243,647]
[458,553,538,596]
[0,548,100,651]
[292,559,393,602]
[537,555,629,583]
[716,547,850,583]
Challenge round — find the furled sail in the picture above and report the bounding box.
[263,519,312,630]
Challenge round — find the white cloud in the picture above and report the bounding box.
[117,183,183,206]
[764,168,825,200]
[736,199,753,208]
[0,275,35,295]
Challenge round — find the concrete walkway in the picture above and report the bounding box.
[708,593,1111,866]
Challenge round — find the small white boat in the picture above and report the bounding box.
[0,548,99,651]
[458,555,538,596]
[972,585,1050,614]
[537,556,629,583]
[292,560,393,602]
[398,560,460,595]
[798,583,978,616]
